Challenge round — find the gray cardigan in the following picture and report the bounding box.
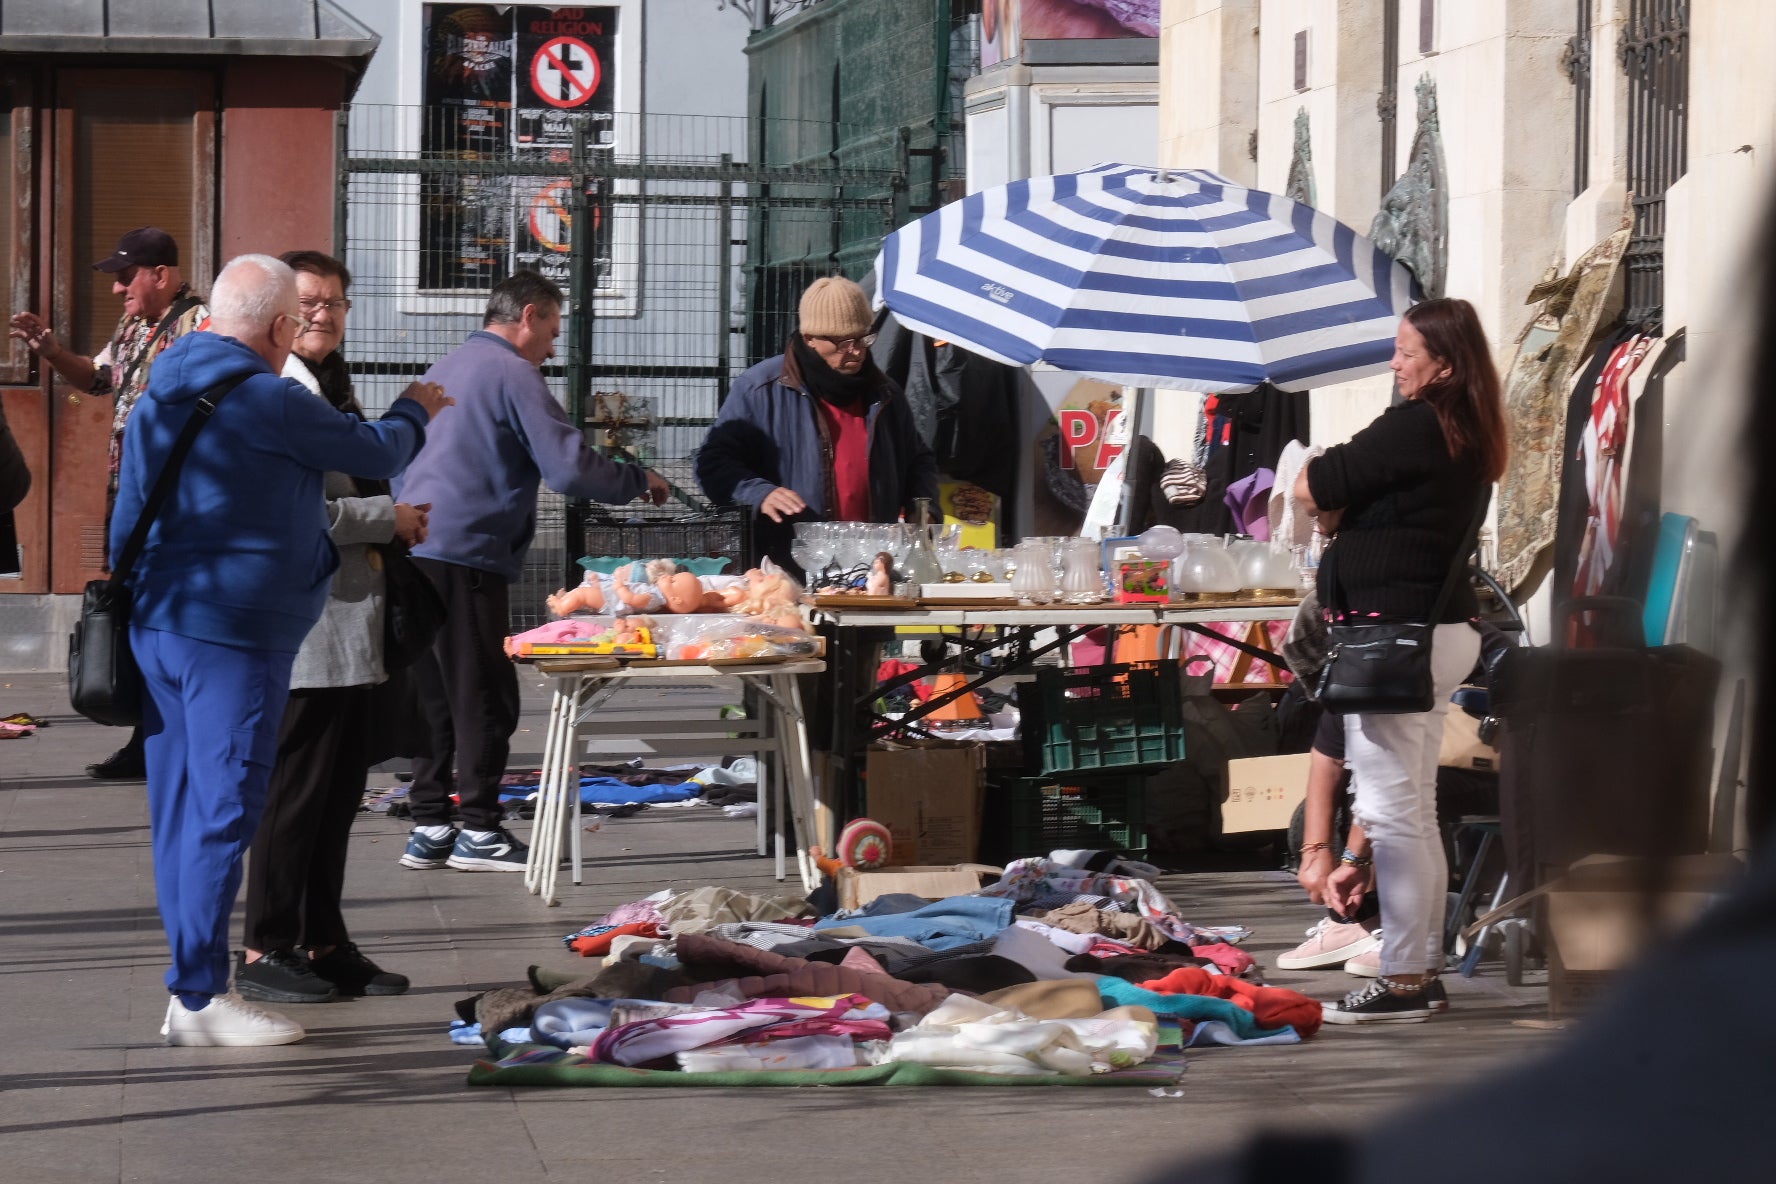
[284,354,398,690]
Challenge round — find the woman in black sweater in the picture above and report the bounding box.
[1294,297,1508,1023]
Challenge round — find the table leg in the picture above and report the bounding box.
[761,673,821,891]
[523,678,565,895]
[527,674,582,904]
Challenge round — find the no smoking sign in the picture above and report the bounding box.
[529,35,601,109]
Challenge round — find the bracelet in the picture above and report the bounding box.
[1299,842,1331,855]
[1339,848,1373,868]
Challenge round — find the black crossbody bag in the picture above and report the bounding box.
[1314,500,1485,716]
[68,374,248,726]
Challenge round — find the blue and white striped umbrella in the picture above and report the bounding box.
[873,163,1418,393]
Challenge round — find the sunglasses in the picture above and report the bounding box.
[809,333,877,352]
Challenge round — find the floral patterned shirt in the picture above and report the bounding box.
[92,286,210,498]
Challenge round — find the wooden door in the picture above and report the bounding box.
[44,69,215,592]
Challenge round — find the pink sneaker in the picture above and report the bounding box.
[1276,918,1381,970]
[1344,943,1381,977]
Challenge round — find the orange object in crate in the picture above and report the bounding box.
[924,672,987,723]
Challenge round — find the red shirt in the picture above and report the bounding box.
[818,398,872,522]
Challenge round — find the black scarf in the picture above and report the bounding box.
[790,334,881,408]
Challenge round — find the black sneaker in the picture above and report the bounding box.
[235,949,339,1004]
[86,744,146,780]
[1425,977,1450,1012]
[1321,978,1435,1025]
[308,942,410,997]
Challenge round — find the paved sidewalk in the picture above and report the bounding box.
[0,669,1561,1184]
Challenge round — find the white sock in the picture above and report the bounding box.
[415,824,453,841]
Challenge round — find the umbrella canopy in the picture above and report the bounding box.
[874,163,1418,393]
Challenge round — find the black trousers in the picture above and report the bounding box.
[244,685,371,953]
[407,558,519,832]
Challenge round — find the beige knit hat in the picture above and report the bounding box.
[798,275,874,338]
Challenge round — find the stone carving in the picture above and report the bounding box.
[1370,75,1448,299]
[1284,107,1317,207]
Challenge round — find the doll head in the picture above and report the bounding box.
[661,571,705,613]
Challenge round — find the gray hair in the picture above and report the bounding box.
[209,254,298,337]
[483,269,563,327]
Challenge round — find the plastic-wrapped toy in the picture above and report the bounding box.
[663,617,821,661]
[505,615,658,658]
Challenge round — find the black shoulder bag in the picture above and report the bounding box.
[1314,500,1486,716]
[68,374,248,726]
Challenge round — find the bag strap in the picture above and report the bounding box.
[109,372,251,584]
[1429,496,1489,623]
[109,294,201,397]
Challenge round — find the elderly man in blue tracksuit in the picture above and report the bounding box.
[394,270,669,875]
[114,254,451,1047]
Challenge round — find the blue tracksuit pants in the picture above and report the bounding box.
[134,626,294,998]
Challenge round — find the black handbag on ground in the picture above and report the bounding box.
[379,543,446,672]
[68,374,248,726]
[1314,502,1485,716]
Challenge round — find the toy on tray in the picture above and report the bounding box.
[663,616,820,661]
[505,616,658,658]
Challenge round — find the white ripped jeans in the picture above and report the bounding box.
[1343,622,1482,978]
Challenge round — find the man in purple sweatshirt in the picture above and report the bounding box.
[395,270,667,872]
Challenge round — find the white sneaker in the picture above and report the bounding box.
[163,992,305,1047]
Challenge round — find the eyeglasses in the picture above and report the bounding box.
[811,333,877,352]
[298,297,352,314]
[276,313,307,336]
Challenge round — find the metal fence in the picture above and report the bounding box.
[1620,0,1689,331]
[338,106,902,626]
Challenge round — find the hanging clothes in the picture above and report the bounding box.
[1160,385,1309,536]
[1572,334,1653,605]
[1553,328,1636,609]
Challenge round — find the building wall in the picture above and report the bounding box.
[220,59,351,258]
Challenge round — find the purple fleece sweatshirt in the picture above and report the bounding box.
[396,331,647,581]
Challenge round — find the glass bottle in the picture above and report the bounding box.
[902,498,943,586]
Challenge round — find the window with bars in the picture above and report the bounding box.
[1620,0,1689,330]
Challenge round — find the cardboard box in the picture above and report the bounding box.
[1220,754,1312,833]
[836,864,1000,911]
[866,742,986,865]
[1542,853,1740,1016]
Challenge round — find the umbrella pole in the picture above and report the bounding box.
[1116,386,1150,535]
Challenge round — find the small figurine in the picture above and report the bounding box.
[865,551,893,596]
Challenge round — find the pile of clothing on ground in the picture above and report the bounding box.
[452,856,1323,1087]
[365,758,761,821]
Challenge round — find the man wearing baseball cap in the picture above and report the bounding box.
[8,226,210,781]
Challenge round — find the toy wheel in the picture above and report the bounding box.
[836,818,893,870]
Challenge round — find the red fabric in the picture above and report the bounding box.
[1136,966,1323,1038]
[568,922,661,957]
[1186,941,1256,975]
[819,399,872,522]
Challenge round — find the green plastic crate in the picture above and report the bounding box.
[1001,774,1148,859]
[1020,659,1187,774]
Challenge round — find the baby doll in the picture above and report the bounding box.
[660,570,749,613]
[546,571,608,617]
[730,567,805,630]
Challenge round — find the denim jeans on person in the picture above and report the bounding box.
[1344,622,1482,978]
